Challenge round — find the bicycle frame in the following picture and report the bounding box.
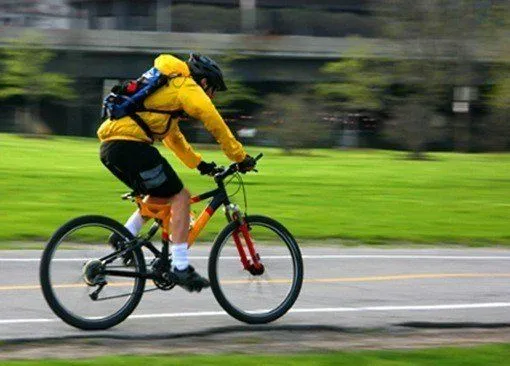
[101,165,263,282]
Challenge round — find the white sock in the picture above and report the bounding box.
[125,210,145,235]
[171,243,189,271]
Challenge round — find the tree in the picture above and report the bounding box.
[316,42,446,158]
[214,81,262,114]
[261,93,330,154]
[484,41,510,150]
[374,0,509,153]
[318,0,507,157]
[214,54,262,114]
[384,99,447,159]
[0,32,75,134]
[315,44,393,150]
[487,1,510,111]
[474,1,510,151]
[315,46,390,113]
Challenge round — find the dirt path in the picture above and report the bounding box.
[3,326,510,360]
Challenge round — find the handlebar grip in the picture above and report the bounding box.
[254,153,263,161]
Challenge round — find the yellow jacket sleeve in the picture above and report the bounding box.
[162,119,202,169]
[178,82,247,163]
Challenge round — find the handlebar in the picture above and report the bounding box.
[213,153,263,183]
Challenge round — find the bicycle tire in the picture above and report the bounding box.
[40,215,146,330]
[209,215,303,324]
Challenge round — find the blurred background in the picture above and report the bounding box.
[0,0,509,156]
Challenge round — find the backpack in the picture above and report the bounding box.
[101,67,180,142]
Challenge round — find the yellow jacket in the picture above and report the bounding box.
[97,54,247,168]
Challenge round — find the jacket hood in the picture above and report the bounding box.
[154,54,190,77]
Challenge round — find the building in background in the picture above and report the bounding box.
[1,0,502,150]
[0,0,87,28]
[64,0,375,36]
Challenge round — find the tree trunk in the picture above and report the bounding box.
[453,113,471,152]
[408,150,426,160]
[14,106,26,133]
[23,98,51,134]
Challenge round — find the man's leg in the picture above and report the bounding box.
[109,209,146,266]
[100,141,208,291]
[144,191,209,292]
[100,141,147,264]
[124,209,146,236]
[169,189,209,292]
[168,188,191,270]
[141,191,190,270]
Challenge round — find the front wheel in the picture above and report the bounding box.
[40,215,146,330]
[209,215,303,324]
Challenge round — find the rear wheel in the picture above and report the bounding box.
[209,215,303,324]
[40,215,146,330]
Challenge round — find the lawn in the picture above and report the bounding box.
[2,345,510,365]
[1,133,510,245]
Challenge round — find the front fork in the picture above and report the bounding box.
[225,204,264,275]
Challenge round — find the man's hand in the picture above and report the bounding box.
[197,161,217,176]
[238,155,257,173]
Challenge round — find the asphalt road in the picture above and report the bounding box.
[1,246,510,341]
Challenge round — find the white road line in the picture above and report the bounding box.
[2,255,510,262]
[303,255,510,260]
[2,302,510,325]
[0,318,56,324]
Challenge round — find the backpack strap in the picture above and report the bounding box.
[129,113,155,144]
[138,107,186,117]
[128,110,186,144]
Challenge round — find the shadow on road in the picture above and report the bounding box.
[3,325,374,344]
[397,322,510,329]
[6,322,510,345]
[4,323,510,359]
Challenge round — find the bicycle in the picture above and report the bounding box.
[40,153,304,330]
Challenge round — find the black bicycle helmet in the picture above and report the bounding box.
[187,53,227,92]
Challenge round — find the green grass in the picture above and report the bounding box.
[1,133,510,245]
[2,345,510,365]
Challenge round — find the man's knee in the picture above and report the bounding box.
[172,188,190,205]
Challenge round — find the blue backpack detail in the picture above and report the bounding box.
[102,67,170,120]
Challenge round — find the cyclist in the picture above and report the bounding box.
[97,53,256,292]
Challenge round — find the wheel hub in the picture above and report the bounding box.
[82,259,106,286]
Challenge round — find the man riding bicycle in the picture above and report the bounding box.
[97,53,256,293]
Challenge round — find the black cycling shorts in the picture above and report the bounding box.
[100,140,184,198]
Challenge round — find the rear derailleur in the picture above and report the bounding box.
[82,259,108,300]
